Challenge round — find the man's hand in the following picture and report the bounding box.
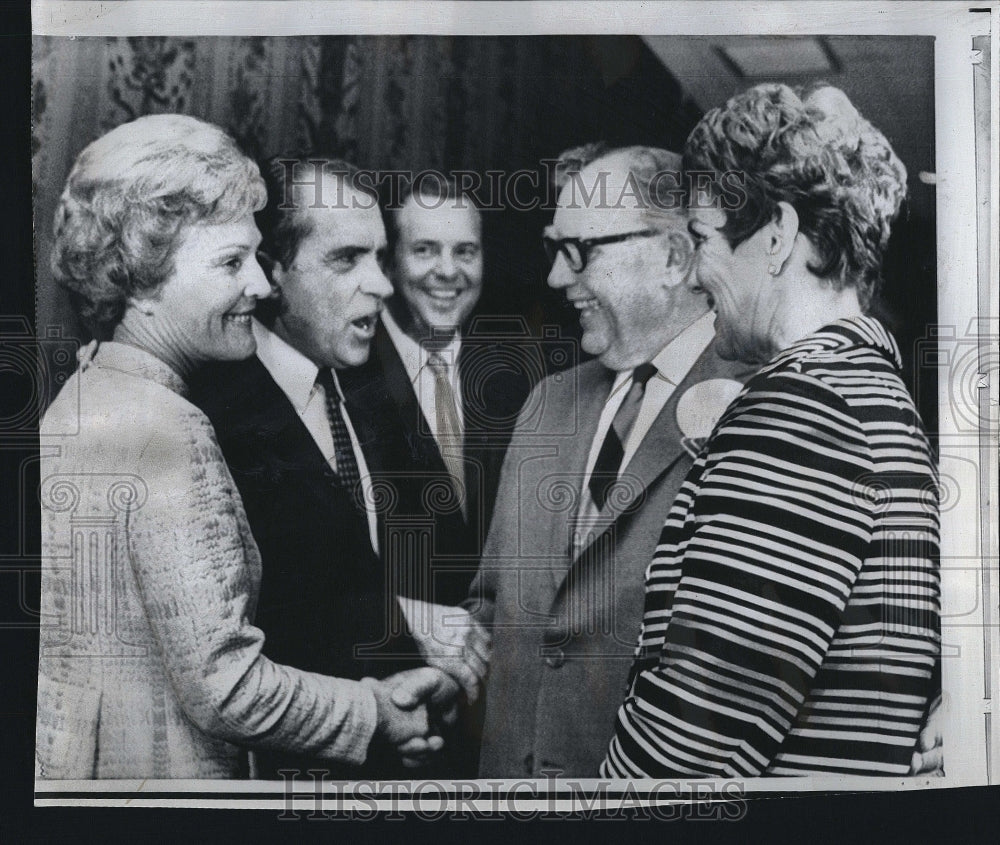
[390,666,461,768]
[397,597,491,702]
[363,674,429,750]
[910,694,944,776]
[367,667,461,768]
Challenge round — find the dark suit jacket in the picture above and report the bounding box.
[189,355,419,779]
[473,341,757,778]
[341,318,533,608]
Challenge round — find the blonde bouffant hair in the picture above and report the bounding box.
[51,113,266,332]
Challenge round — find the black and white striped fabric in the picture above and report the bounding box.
[602,317,940,778]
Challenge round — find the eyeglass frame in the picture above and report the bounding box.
[542,228,660,273]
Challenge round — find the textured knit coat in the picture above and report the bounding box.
[36,343,376,779]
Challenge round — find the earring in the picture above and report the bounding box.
[768,265,779,275]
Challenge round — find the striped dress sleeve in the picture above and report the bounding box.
[603,369,876,777]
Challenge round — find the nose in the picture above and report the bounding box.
[546,253,575,290]
[243,256,272,299]
[436,251,458,280]
[361,257,395,299]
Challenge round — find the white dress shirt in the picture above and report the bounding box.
[381,309,464,445]
[572,311,716,554]
[252,319,381,555]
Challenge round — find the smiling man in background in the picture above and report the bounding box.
[342,176,535,775]
[343,177,529,612]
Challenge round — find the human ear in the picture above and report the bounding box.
[127,293,157,316]
[767,201,799,275]
[663,229,694,279]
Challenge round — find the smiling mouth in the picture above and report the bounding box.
[224,313,253,325]
[423,289,463,302]
[571,297,601,313]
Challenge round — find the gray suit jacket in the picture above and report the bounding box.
[473,341,755,778]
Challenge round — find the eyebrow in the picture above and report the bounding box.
[323,245,371,261]
[216,238,262,252]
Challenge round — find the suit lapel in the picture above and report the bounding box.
[543,361,615,591]
[374,325,428,436]
[570,340,754,566]
[226,356,343,512]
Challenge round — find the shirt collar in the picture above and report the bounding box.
[611,309,717,393]
[382,309,462,383]
[252,319,333,412]
[651,310,717,387]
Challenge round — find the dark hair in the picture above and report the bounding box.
[255,155,371,270]
[382,175,482,256]
[52,114,265,332]
[684,83,907,310]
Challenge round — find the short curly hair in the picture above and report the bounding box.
[683,83,907,310]
[51,114,266,332]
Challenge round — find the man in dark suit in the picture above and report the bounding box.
[341,179,531,612]
[413,145,756,777]
[340,178,534,775]
[189,157,457,779]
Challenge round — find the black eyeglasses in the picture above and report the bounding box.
[542,229,659,273]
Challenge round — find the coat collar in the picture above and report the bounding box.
[89,341,188,398]
[569,339,755,564]
[762,315,902,375]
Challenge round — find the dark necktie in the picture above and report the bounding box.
[426,351,466,517]
[316,367,365,514]
[588,363,657,509]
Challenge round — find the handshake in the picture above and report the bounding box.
[365,598,492,768]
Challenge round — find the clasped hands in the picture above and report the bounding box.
[362,599,488,768]
[397,596,491,703]
[363,667,459,768]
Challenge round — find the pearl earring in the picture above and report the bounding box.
[768,265,779,275]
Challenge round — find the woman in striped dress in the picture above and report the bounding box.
[603,83,939,778]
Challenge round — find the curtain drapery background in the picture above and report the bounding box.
[33,35,701,363]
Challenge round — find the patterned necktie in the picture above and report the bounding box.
[425,351,466,517]
[316,367,365,514]
[588,362,658,510]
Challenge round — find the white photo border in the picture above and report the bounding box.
[30,0,999,808]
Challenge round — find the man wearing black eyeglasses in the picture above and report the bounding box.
[416,144,754,777]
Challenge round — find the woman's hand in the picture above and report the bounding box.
[910,694,944,776]
[363,667,460,768]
